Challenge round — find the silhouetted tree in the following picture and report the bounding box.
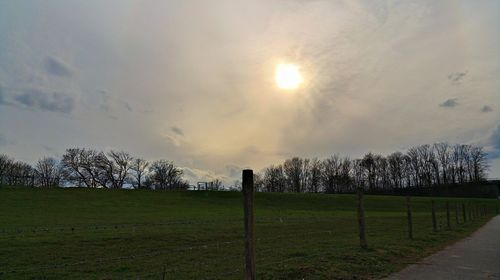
[470,146,487,182]
[308,158,322,193]
[61,148,105,188]
[322,155,340,193]
[97,150,133,189]
[434,142,450,184]
[149,160,187,190]
[130,158,149,189]
[263,165,286,192]
[0,154,14,185]
[283,157,303,193]
[388,152,404,188]
[35,157,61,188]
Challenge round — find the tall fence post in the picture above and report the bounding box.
[357,187,368,249]
[407,196,413,240]
[431,200,437,232]
[446,201,451,230]
[242,169,256,280]
[462,203,467,223]
[455,203,459,225]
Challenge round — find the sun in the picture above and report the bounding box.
[275,63,303,90]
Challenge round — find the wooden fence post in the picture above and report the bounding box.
[407,196,413,240]
[243,169,256,280]
[462,203,467,223]
[357,187,368,249]
[455,203,459,225]
[446,202,451,230]
[431,200,437,232]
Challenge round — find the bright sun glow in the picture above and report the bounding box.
[275,63,303,90]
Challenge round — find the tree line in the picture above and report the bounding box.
[254,143,488,193]
[0,148,188,190]
[0,142,489,192]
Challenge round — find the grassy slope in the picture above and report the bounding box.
[0,187,498,279]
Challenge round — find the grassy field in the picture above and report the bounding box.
[0,187,498,279]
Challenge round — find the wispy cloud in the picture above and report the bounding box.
[171,126,184,136]
[447,71,468,84]
[44,56,73,77]
[481,105,493,113]
[439,98,459,108]
[13,89,75,114]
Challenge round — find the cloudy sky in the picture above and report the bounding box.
[0,0,499,183]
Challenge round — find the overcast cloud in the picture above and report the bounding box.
[0,0,499,182]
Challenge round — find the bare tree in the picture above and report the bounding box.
[406,148,421,187]
[97,150,133,189]
[470,146,487,182]
[388,152,404,188]
[322,155,340,193]
[61,148,105,188]
[351,159,366,189]
[416,145,435,187]
[374,154,389,189]
[149,160,186,190]
[0,154,14,185]
[434,143,450,184]
[283,157,303,193]
[130,158,149,189]
[6,161,34,186]
[254,173,264,192]
[301,158,311,193]
[308,158,322,193]
[360,153,376,190]
[337,157,352,192]
[263,165,286,192]
[35,157,61,187]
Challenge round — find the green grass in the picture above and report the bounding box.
[0,187,498,279]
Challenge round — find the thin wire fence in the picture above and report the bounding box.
[0,216,355,237]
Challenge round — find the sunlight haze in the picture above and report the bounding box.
[0,0,499,184]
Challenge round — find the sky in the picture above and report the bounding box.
[0,0,499,184]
